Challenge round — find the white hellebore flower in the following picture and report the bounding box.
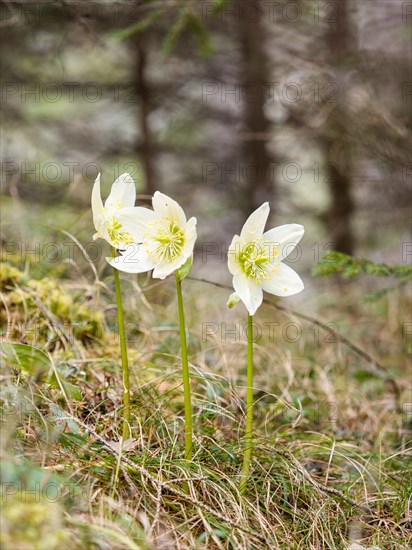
[107,192,197,280]
[228,202,304,315]
[92,172,139,249]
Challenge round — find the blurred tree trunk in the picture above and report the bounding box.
[239,0,275,216]
[323,0,354,254]
[134,36,156,196]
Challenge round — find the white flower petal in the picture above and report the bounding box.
[263,224,304,260]
[116,206,156,241]
[152,191,187,226]
[261,262,304,297]
[105,173,136,209]
[107,244,156,274]
[101,228,112,246]
[240,202,270,244]
[233,273,263,316]
[92,173,104,231]
[182,217,197,257]
[152,256,186,279]
[227,235,243,276]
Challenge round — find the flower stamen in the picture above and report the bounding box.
[145,220,185,263]
[239,240,278,283]
[107,217,134,247]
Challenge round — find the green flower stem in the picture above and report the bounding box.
[240,313,254,494]
[111,247,131,441]
[175,271,193,461]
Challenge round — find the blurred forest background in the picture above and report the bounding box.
[1,0,411,276]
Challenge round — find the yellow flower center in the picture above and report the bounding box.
[144,219,185,263]
[238,239,279,283]
[107,217,134,247]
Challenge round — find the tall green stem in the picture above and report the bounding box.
[175,272,193,460]
[240,313,254,494]
[111,247,131,441]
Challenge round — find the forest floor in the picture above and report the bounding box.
[0,253,411,549]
